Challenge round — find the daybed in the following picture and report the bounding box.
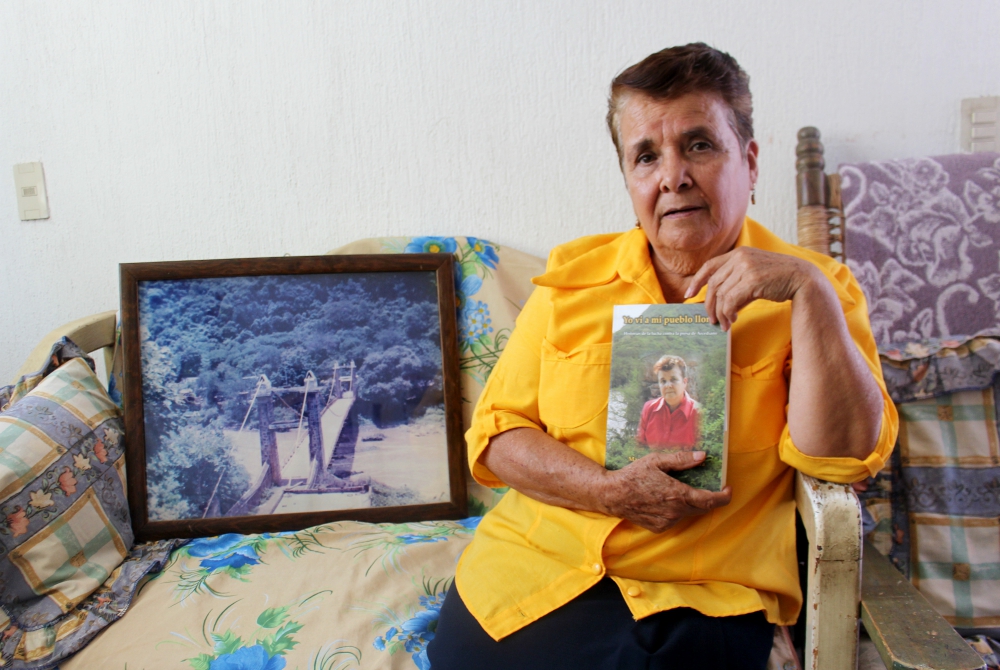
[0,228,974,669]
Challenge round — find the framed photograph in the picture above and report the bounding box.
[120,254,466,541]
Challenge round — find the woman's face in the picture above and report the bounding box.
[657,367,687,408]
[618,91,759,277]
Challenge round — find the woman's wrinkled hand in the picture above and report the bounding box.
[684,247,821,331]
[599,451,732,533]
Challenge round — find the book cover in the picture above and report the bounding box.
[604,304,730,491]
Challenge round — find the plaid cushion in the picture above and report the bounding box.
[883,385,1000,627]
[13,609,88,664]
[26,364,119,432]
[911,513,1000,627]
[863,497,894,556]
[112,454,127,495]
[8,489,128,612]
[0,354,132,628]
[0,419,68,503]
[898,388,1000,468]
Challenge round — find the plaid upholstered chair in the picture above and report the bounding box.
[796,127,996,670]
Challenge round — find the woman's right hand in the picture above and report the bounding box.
[598,451,732,533]
[482,429,731,534]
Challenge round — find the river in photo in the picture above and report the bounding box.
[223,404,450,514]
[607,389,627,433]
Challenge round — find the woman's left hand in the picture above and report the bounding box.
[684,247,821,331]
[685,246,884,461]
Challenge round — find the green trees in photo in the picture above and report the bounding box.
[138,271,446,518]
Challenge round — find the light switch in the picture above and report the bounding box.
[961,97,1000,153]
[13,162,49,220]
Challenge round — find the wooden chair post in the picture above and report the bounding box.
[796,473,862,670]
[796,127,831,257]
[796,127,845,261]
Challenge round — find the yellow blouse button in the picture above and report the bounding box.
[590,563,602,575]
[626,586,642,597]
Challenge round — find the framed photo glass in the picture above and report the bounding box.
[120,254,465,540]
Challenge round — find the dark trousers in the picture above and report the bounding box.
[426,578,774,669]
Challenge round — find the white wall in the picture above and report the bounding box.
[2,1,999,383]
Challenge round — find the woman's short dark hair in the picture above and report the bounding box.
[653,355,688,379]
[607,43,753,166]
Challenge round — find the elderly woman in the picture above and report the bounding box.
[637,355,700,450]
[427,43,897,669]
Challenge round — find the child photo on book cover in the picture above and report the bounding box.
[605,304,729,491]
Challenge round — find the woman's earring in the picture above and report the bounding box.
[635,219,641,228]
[751,187,756,206]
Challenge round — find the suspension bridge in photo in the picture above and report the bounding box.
[204,361,372,518]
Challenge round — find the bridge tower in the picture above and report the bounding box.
[303,371,326,487]
[255,375,282,486]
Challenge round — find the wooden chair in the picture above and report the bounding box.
[795,126,986,670]
[794,472,866,669]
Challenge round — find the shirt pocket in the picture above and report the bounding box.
[729,344,790,452]
[538,339,612,429]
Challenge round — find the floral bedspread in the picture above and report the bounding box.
[65,235,539,670]
[62,518,480,670]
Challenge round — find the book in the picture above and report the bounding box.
[604,304,730,491]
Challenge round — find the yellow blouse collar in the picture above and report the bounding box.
[531,218,854,308]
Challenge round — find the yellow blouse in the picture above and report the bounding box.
[456,219,898,641]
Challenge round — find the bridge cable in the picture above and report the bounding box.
[292,383,309,453]
[274,391,298,413]
[280,377,318,472]
[237,377,265,433]
[326,366,339,407]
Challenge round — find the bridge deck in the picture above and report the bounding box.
[277,395,354,481]
[223,391,363,516]
[320,396,354,467]
[226,395,356,484]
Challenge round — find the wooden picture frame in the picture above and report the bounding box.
[120,254,465,541]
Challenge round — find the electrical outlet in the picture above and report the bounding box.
[13,162,49,220]
[961,97,999,153]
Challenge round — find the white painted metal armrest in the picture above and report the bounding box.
[795,471,863,670]
[13,310,118,384]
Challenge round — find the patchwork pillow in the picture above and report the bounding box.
[0,353,131,628]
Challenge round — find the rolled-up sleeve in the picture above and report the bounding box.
[777,261,899,483]
[465,287,550,488]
